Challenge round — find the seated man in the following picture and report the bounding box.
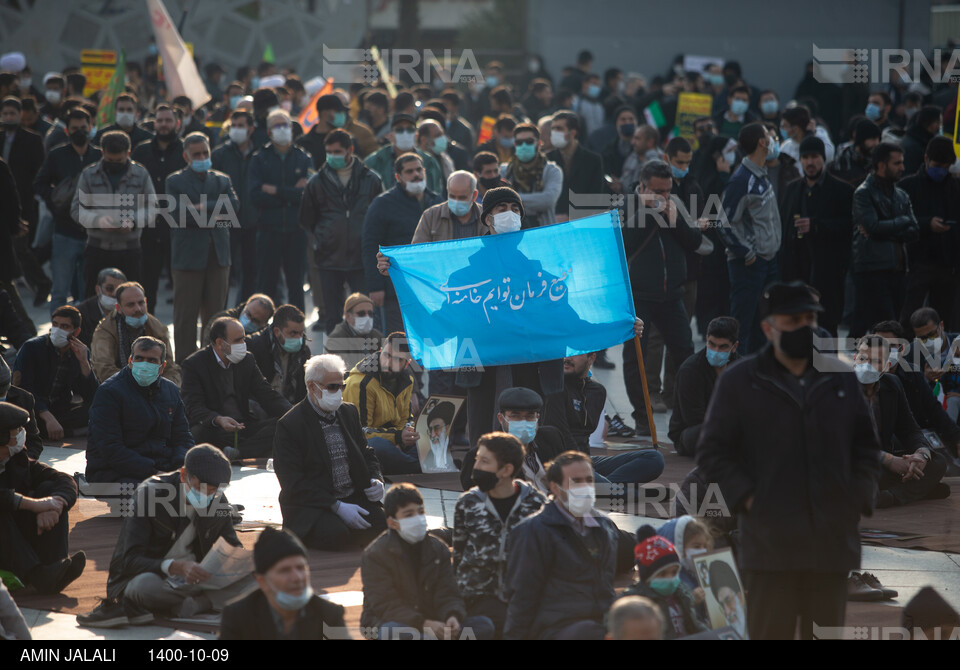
[274,354,387,550]
[86,336,194,484]
[504,451,618,640]
[91,281,180,386]
[361,483,495,640]
[908,307,960,423]
[454,432,546,636]
[181,317,291,461]
[248,305,310,405]
[543,353,665,485]
[460,387,572,492]
[668,316,741,457]
[219,527,348,640]
[0,358,43,460]
[872,320,960,457]
[202,293,276,343]
[324,292,383,372]
[77,445,255,628]
[0,402,85,595]
[14,306,98,441]
[855,334,949,508]
[74,267,126,347]
[344,332,419,475]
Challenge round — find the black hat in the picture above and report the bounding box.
[854,119,882,145]
[799,135,825,159]
[0,401,29,431]
[184,444,232,486]
[252,88,279,113]
[612,104,637,122]
[498,387,543,412]
[427,401,456,426]
[391,113,417,128]
[480,186,524,225]
[254,527,307,574]
[759,281,824,318]
[315,93,346,113]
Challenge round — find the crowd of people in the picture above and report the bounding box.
[1,42,960,640]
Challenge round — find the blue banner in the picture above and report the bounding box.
[382,211,636,370]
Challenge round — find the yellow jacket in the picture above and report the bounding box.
[343,353,414,445]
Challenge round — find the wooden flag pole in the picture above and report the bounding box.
[633,335,659,446]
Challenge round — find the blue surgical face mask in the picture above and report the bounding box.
[192,158,211,173]
[499,136,515,148]
[865,103,882,121]
[706,348,731,368]
[240,313,257,333]
[448,198,472,218]
[927,165,950,183]
[280,334,302,353]
[730,99,749,116]
[326,154,347,170]
[273,583,314,611]
[432,135,448,154]
[507,419,538,445]
[708,73,725,87]
[671,164,689,179]
[515,142,537,162]
[761,99,779,116]
[186,485,215,509]
[332,111,347,128]
[125,313,148,329]
[723,149,737,165]
[766,138,780,160]
[229,95,242,110]
[130,361,161,386]
[485,75,499,88]
[587,84,601,99]
[251,76,261,91]
[649,575,681,596]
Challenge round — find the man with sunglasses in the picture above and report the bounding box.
[344,332,420,475]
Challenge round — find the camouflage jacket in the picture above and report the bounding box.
[452,481,547,601]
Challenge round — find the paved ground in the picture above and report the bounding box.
[10,277,960,639]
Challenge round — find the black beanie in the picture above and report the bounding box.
[799,135,826,159]
[254,527,307,574]
[855,119,882,146]
[480,186,524,225]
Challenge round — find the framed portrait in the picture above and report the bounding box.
[692,548,749,640]
[415,395,464,473]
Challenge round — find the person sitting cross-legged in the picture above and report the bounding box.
[344,332,420,475]
[247,305,310,406]
[274,354,387,550]
[361,483,495,640]
[85,336,194,485]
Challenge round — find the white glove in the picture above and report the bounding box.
[335,502,371,530]
[364,478,385,502]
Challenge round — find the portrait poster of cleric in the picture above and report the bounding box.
[694,549,749,640]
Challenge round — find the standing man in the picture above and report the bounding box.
[364,114,443,194]
[249,109,312,311]
[131,103,185,313]
[299,129,383,334]
[500,123,562,228]
[546,111,603,223]
[697,281,881,639]
[166,132,238,362]
[93,93,153,148]
[850,142,918,337]
[720,123,782,354]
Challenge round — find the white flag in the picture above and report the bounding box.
[146,0,211,109]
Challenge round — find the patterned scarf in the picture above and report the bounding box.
[505,152,546,194]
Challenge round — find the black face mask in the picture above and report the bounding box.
[1,121,18,132]
[69,130,88,147]
[102,160,129,175]
[479,176,501,189]
[471,468,499,492]
[724,73,739,87]
[156,129,178,143]
[777,325,814,360]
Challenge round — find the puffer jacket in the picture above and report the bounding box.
[298,157,383,271]
[852,173,918,274]
[452,481,546,601]
[248,142,314,232]
[343,352,414,446]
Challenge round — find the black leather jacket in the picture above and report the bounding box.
[851,173,918,273]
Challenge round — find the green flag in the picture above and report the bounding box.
[644,100,666,129]
[96,49,126,129]
[263,43,275,64]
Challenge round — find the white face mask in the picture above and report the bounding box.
[318,388,342,413]
[271,126,293,146]
[228,127,248,144]
[225,341,247,364]
[550,129,568,149]
[492,210,522,234]
[562,484,595,517]
[404,179,426,195]
[45,90,61,105]
[396,513,428,544]
[281,101,293,112]
[20,78,32,91]
[11,428,26,451]
[99,293,117,311]
[685,547,707,560]
[394,130,415,151]
[116,111,135,127]
[49,326,70,348]
[353,315,374,334]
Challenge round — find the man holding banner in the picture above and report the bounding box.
[377,186,643,449]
